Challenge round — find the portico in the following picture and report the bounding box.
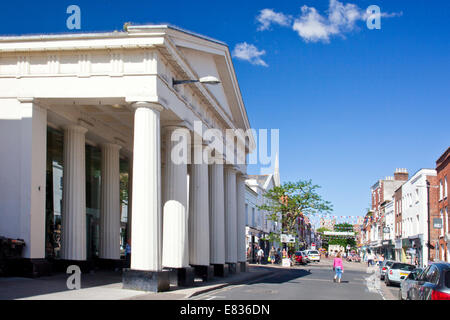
[0,25,252,291]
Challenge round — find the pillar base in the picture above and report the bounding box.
[226,262,237,274]
[212,264,229,277]
[238,261,248,273]
[166,267,195,287]
[192,265,214,282]
[122,268,170,292]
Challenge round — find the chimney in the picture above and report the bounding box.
[394,168,409,181]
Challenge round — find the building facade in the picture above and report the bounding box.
[245,167,282,260]
[432,147,450,262]
[0,25,253,290]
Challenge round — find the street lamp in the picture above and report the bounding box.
[172,76,221,86]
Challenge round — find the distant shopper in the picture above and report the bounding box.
[333,252,344,283]
[367,251,374,267]
[257,247,264,264]
[269,246,276,265]
[125,240,131,267]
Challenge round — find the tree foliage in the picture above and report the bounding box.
[258,180,333,241]
[326,223,356,249]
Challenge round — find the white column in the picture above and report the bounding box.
[62,125,88,261]
[130,102,163,271]
[209,162,226,265]
[99,143,122,260]
[224,165,237,263]
[162,125,190,268]
[236,173,247,263]
[189,143,210,266]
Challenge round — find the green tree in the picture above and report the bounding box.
[258,180,333,242]
[327,223,356,250]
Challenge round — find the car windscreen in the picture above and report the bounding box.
[392,263,415,271]
[309,251,319,255]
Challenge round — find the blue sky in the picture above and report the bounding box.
[1,0,449,222]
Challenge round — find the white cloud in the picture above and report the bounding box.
[232,42,268,67]
[256,9,292,31]
[259,0,402,43]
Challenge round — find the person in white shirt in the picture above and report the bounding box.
[257,247,264,264]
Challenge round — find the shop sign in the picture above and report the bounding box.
[383,227,390,233]
[433,218,443,229]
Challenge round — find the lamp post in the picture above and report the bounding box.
[172,76,221,86]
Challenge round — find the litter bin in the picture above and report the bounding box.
[0,236,25,276]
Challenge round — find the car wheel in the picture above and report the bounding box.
[385,277,391,286]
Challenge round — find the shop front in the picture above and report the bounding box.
[381,240,395,260]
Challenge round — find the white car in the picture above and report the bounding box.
[305,250,321,262]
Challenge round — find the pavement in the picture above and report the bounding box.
[0,258,401,300]
[0,265,275,300]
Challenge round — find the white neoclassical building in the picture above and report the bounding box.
[0,25,253,291]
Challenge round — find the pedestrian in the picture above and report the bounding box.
[367,250,374,267]
[125,239,131,267]
[333,252,344,283]
[269,246,276,265]
[257,246,264,264]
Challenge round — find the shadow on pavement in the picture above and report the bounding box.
[0,270,123,300]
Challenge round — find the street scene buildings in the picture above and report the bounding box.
[0,1,449,304]
[360,147,450,267]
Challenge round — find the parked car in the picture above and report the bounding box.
[408,262,450,300]
[379,260,396,280]
[385,262,416,286]
[399,267,424,300]
[305,250,320,262]
[293,251,308,265]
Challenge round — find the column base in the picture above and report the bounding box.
[192,265,214,282]
[166,267,195,287]
[226,262,237,274]
[212,264,229,277]
[122,268,170,292]
[238,261,248,273]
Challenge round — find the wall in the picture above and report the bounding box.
[0,99,46,259]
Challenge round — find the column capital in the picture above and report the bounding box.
[63,124,88,135]
[101,142,122,151]
[162,120,193,132]
[224,164,238,172]
[130,101,164,112]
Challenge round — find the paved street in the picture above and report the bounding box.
[191,259,397,300]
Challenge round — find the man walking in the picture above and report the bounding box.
[257,246,264,264]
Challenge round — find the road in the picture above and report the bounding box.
[191,259,400,300]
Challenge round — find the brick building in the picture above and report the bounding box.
[431,147,450,262]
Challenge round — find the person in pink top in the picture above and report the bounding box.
[333,252,344,283]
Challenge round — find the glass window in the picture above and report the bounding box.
[86,144,102,259]
[45,127,64,259]
[444,271,450,288]
[426,266,440,285]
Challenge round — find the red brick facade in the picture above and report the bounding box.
[432,147,450,262]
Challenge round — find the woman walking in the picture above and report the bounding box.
[333,252,344,283]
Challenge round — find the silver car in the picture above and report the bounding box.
[379,260,395,280]
[385,262,416,286]
[305,250,320,262]
[399,267,423,300]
